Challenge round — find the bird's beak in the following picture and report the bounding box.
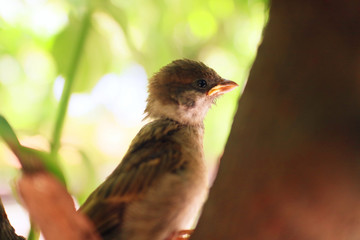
[207,79,239,96]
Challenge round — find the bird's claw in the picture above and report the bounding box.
[175,229,193,240]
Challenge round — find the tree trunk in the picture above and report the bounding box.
[191,0,360,239]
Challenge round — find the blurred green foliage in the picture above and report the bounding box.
[0,115,66,184]
[0,0,268,227]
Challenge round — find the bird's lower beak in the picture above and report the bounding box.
[207,79,239,96]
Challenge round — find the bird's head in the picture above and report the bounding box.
[145,59,238,125]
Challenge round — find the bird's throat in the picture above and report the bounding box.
[145,99,210,126]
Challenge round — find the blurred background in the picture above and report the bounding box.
[0,0,268,237]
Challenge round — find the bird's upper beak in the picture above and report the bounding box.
[207,79,239,96]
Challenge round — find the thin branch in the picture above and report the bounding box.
[51,9,92,155]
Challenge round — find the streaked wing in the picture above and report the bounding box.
[80,121,184,237]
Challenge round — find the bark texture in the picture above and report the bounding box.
[191,0,360,239]
[0,199,25,240]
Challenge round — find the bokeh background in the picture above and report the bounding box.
[0,0,267,237]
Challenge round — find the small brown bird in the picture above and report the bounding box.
[79,59,238,240]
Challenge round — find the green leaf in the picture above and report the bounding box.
[0,115,21,151]
[52,14,82,81]
[0,115,66,185]
[52,13,113,92]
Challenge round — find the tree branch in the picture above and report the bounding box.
[18,172,100,240]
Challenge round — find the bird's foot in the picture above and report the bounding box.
[174,229,193,240]
[165,229,194,240]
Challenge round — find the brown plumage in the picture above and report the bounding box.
[79,59,238,240]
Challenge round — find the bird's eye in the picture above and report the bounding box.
[196,79,207,88]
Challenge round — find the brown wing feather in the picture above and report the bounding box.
[79,120,184,237]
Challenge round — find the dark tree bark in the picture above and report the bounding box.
[191,0,360,239]
[0,199,25,240]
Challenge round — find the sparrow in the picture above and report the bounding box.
[79,59,238,240]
